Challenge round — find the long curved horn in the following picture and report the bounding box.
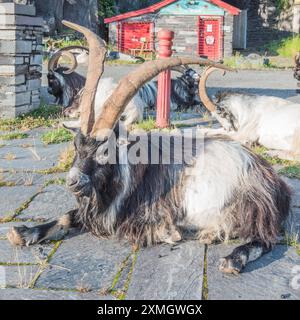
[199,66,227,112]
[48,50,78,74]
[62,20,107,136]
[91,57,232,138]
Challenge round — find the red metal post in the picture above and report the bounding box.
[156,29,174,128]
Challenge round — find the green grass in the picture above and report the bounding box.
[44,177,66,187]
[0,103,63,132]
[252,145,293,166]
[279,165,300,179]
[0,132,29,140]
[41,128,73,145]
[266,36,300,58]
[37,145,75,174]
[252,145,300,180]
[132,117,157,131]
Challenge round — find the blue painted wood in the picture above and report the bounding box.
[160,0,224,16]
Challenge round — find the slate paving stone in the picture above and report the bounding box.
[0,240,53,264]
[0,185,40,218]
[36,232,131,291]
[0,288,113,300]
[0,265,40,288]
[283,177,300,207]
[126,241,204,300]
[0,142,70,171]
[206,244,300,300]
[1,172,66,187]
[288,208,300,240]
[19,184,77,221]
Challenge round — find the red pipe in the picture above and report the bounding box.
[156,29,174,128]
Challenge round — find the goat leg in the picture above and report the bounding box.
[218,241,271,275]
[7,209,78,247]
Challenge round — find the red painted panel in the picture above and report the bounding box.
[121,22,152,53]
[198,17,221,61]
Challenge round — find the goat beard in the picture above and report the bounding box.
[74,186,115,238]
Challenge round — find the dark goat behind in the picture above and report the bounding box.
[47,67,86,107]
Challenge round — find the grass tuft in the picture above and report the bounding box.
[37,144,75,174]
[0,103,63,132]
[279,165,300,179]
[132,117,157,131]
[0,133,29,141]
[266,36,300,58]
[41,128,73,145]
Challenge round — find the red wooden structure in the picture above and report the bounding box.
[198,16,224,60]
[156,29,174,128]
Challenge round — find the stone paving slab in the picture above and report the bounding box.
[36,232,131,291]
[0,185,40,218]
[126,241,204,300]
[0,240,53,264]
[1,172,66,187]
[0,288,113,300]
[0,265,39,288]
[0,140,70,172]
[19,184,77,221]
[206,244,300,300]
[283,177,300,208]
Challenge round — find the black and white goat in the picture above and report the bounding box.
[47,47,202,125]
[47,46,87,108]
[8,21,291,275]
[197,67,300,160]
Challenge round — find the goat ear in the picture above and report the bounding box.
[62,122,80,135]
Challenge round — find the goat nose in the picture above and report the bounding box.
[66,167,81,187]
[66,174,79,187]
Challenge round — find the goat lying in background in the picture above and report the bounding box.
[198,67,300,160]
[47,46,202,128]
[8,21,291,275]
[47,47,87,107]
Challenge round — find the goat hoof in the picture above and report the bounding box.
[218,257,242,275]
[7,226,39,247]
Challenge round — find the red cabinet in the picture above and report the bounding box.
[198,17,222,61]
[119,22,152,54]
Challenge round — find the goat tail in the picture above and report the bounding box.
[237,153,291,247]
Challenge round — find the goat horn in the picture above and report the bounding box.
[91,57,232,139]
[199,66,232,113]
[62,20,107,136]
[48,50,78,75]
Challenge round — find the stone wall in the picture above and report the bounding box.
[108,13,234,59]
[225,0,294,50]
[0,2,43,118]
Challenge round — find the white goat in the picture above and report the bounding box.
[198,67,300,160]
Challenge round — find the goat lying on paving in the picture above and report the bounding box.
[8,21,291,275]
[47,46,202,129]
[197,67,300,160]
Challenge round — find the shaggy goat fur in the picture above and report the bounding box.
[8,131,291,252]
[200,91,300,159]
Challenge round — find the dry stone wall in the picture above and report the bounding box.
[0,1,43,118]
